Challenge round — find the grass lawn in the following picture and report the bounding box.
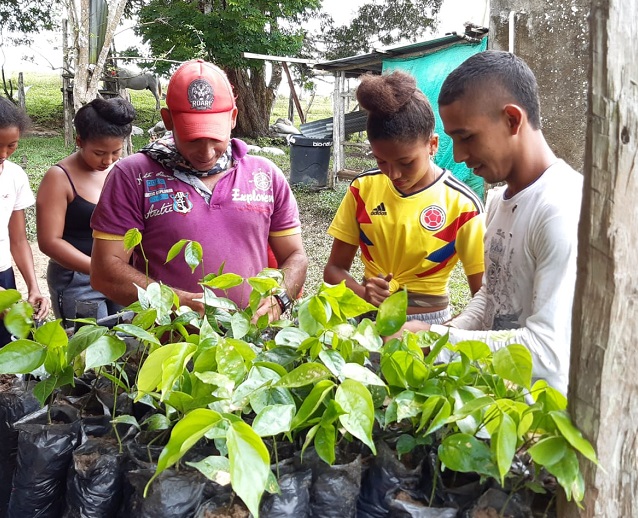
[7,70,472,314]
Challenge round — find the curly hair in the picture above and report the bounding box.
[74,97,136,141]
[356,70,435,141]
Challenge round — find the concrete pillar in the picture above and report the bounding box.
[489,0,590,171]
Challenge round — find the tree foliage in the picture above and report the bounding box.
[0,0,60,45]
[135,0,320,136]
[317,0,444,60]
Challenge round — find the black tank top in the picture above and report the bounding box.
[58,165,96,256]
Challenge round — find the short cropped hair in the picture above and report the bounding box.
[356,70,435,141]
[438,51,542,130]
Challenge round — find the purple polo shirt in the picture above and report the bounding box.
[91,139,301,306]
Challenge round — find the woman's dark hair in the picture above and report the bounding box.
[74,97,136,141]
[438,50,541,130]
[356,70,435,141]
[0,96,30,134]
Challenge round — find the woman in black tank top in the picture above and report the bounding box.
[36,97,136,325]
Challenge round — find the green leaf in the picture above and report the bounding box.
[85,335,127,370]
[291,380,335,430]
[246,276,279,294]
[136,342,196,397]
[227,421,270,517]
[297,301,324,335]
[493,412,517,485]
[230,313,250,340]
[395,391,422,421]
[142,413,171,431]
[341,363,386,387]
[114,324,161,345]
[4,301,33,339]
[203,273,244,290]
[396,434,417,457]
[424,399,451,436]
[274,327,310,348]
[132,308,158,330]
[438,433,499,479]
[543,447,582,501]
[124,228,142,250]
[528,436,568,466]
[0,289,21,312]
[67,326,108,361]
[417,395,444,432]
[216,339,248,385]
[493,344,532,389]
[184,241,203,272]
[0,339,46,373]
[335,379,376,454]
[146,409,222,495]
[111,414,141,430]
[453,396,495,420]
[33,376,59,405]
[276,363,333,388]
[165,239,188,263]
[550,411,598,464]
[375,290,407,336]
[352,319,383,352]
[187,455,231,486]
[456,340,491,361]
[308,296,329,325]
[319,349,345,378]
[315,424,336,465]
[33,320,68,348]
[252,404,295,437]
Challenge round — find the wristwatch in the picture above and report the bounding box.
[274,291,292,313]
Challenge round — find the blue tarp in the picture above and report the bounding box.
[383,37,488,198]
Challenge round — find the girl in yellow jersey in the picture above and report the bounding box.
[324,70,485,324]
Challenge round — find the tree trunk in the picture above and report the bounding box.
[226,64,281,138]
[564,0,638,515]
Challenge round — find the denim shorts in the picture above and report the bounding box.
[47,260,122,326]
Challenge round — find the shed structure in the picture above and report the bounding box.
[314,27,488,193]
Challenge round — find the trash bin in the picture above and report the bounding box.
[289,135,333,187]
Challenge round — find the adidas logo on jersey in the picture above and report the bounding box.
[371,202,387,216]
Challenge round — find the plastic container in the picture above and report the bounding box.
[289,135,333,187]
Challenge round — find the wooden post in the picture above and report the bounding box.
[17,73,25,110]
[62,19,74,148]
[331,71,346,188]
[564,0,638,515]
[281,62,305,124]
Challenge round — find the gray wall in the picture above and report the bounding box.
[489,0,590,172]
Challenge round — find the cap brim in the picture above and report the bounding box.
[170,110,233,141]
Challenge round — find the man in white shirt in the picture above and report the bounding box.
[400,51,582,395]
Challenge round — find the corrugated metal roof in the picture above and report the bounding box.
[314,31,487,77]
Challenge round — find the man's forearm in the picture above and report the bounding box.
[278,250,308,298]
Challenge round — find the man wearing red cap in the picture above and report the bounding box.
[90,60,308,321]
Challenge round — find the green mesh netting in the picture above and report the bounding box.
[383,38,488,198]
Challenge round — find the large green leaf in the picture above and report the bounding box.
[456,340,491,361]
[319,349,345,378]
[340,363,386,387]
[123,228,142,250]
[395,390,422,421]
[184,241,203,272]
[335,379,376,454]
[114,324,161,345]
[543,447,583,501]
[252,404,295,437]
[0,289,21,312]
[492,344,532,389]
[438,433,499,479]
[423,399,451,436]
[352,319,383,352]
[0,339,46,373]
[136,342,196,397]
[145,408,223,494]
[315,424,336,465]
[67,325,108,361]
[274,327,310,348]
[297,301,324,336]
[216,339,248,385]
[33,320,68,348]
[246,276,279,294]
[492,412,517,485]
[203,272,244,290]
[550,410,598,464]
[528,436,568,466]
[275,363,333,388]
[308,296,329,325]
[4,301,33,339]
[85,335,127,370]
[375,290,407,336]
[291,380,335,430]
[165,239,188,263]
[230,313,250,340]
[227,421,270,517]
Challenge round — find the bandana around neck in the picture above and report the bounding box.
[141,134,232,178]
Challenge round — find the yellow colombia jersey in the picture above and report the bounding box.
[328,169,485,297]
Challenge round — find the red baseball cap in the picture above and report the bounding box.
[165,59,236,141]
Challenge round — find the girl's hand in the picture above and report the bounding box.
[28,292,50,321]
[364,273,394,306]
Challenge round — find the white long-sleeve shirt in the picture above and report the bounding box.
[433,161,582,394]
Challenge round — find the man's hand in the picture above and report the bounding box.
[251,295,282,325]
[28,292,50,321]
[364,273,394,306]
